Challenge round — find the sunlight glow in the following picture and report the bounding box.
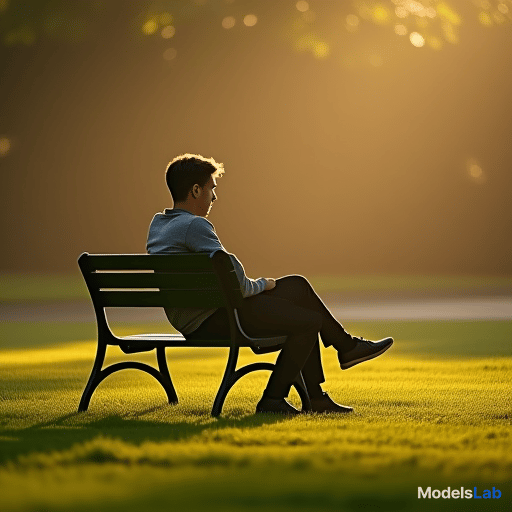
[142,19,158,35]
[409,31,425,46]
[437,3,462,25]
[243,14,258,27]
[296,1,309,12]
[373,5,391,23]
[313,41,330,58]
[0,137,11,156]
[479,11,493,25]
[161,25,175,38]
[222,16,236,29]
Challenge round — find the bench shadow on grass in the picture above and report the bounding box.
[0,405,291,465]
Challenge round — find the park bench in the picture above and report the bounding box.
[77,249,311,416]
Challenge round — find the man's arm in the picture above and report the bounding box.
[185,217,272,296]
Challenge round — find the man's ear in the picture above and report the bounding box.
[191,184,202,198]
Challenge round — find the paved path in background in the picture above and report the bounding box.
[1,296,511,323]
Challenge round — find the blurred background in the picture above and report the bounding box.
[1,0,512,279]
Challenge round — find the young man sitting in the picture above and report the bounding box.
[147,153,393,415]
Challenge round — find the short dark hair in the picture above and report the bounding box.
[165,153,224,203]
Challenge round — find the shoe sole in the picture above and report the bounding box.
[339,339,393,370]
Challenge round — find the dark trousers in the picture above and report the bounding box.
[184,275,351,399]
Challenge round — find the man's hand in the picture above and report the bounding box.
[264,278,276,291]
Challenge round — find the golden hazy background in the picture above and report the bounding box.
[1,0,511,278]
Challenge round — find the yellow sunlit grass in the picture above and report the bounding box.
[409,31,425,46]
[436,2,462,25]
[243,14,258,27]
[479,11,493,25]
[222,16,236,29]
[0,137,11,156]
[160,25,175,38]
[1,319,511,510]
[142,19,158,35]
[296,0,309,12]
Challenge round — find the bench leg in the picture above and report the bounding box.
[156,347,178,404]
[78,344,179,412]
[211,349,311,417]
[78,341,107,412]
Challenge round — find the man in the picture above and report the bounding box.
[147,153,393,415]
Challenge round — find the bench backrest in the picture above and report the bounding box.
[78,250,244,310]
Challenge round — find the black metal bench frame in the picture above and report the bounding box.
[77,250,311,416]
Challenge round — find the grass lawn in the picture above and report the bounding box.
[1,316,511,512]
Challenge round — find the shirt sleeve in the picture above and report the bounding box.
[185,217,267,298]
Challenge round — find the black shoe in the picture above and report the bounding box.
[308,392,353,414]
[256,397,300,415]
[338,336,393,370]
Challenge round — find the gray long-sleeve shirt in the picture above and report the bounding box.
[146,208,267,334]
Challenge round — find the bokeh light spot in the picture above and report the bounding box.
[373,5,390,23]
[426,7,437,18]
[394,24,407,35]
[492,11,506,23]
[159,12,173,25]
[498,3,509,14]
[0,0,8,12]
[142,19,158,35]
[346,14,360,27]
[427,36,443,50]
[395,6,408,18]
[0,137,11,157]
[437,3,461,25]
[222,16,236,29]
[296,1,309,12]
[409,32,425,47]
[163,48,177,61]
[161,25,175,38]
[467,160,486,183]
[443,23,459,43]
[478,11,493,25]
[243,14,258,27]
[313,41,330,58]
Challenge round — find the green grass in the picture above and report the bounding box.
[0,319,511,511]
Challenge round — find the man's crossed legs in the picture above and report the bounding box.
[185,275,393,414]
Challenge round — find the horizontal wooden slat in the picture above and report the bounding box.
[89,272,222,289]
[84,253,214,271]
[97,290,228,308]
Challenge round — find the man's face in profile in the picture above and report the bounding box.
[199,175,217,217]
